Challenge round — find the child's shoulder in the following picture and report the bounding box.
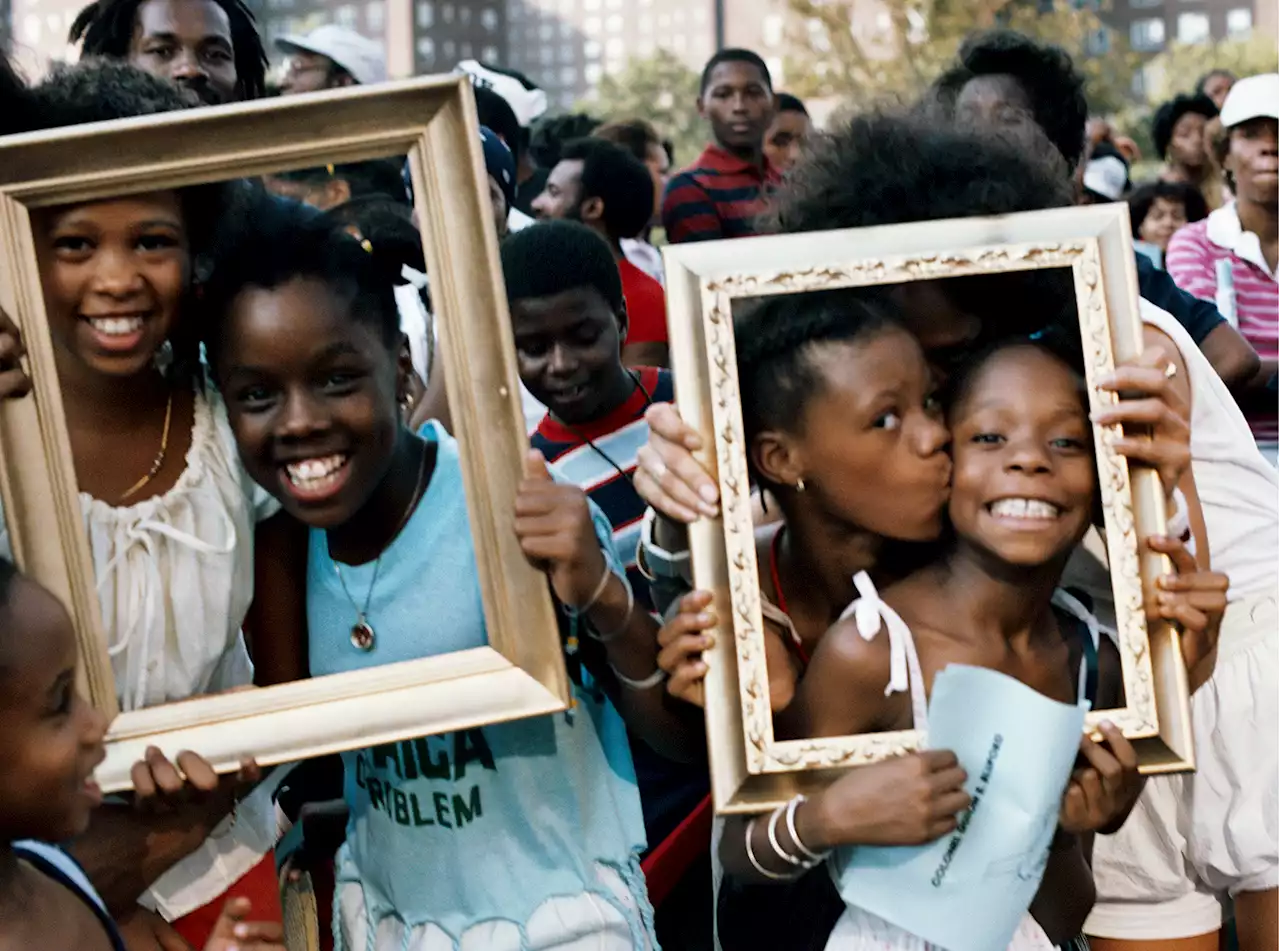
[3,844,120,951]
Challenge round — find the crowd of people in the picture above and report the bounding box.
[0,4,1273,951]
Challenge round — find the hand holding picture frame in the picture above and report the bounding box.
[661,204,1195,814]
[0,76,571,792]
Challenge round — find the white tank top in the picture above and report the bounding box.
[1139,299,1278,600]
[821,574,1104,951]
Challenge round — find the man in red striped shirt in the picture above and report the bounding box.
[661,49,780,244]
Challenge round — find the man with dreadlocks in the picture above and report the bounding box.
[69,0,267,104]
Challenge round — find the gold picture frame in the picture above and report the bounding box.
[663,205,1194,814]
[0,76,570,792]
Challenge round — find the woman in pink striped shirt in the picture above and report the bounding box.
[1166,74,1278,465]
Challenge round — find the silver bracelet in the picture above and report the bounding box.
[785,795,829,864]
[563,561,613,619]
[609,662,667,691]
[745,816,798,881]
[767,804,808,867]
[584,570,635,644]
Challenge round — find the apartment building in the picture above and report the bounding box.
[1108,0,1263,55]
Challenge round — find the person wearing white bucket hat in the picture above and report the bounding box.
[276,24,386,94]
[1167,74,1278,465]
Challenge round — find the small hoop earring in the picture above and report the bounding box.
[795,478,805,493]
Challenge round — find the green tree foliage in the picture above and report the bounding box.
[781,0,1139,114]
[1143,35,1279,103]
[579,49,707,167]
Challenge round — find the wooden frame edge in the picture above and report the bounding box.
[666,206,1194,815]
[0,76,571,788]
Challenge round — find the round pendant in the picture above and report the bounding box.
[350,621,376,651]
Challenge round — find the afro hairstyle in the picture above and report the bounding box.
[934,28,1089,170]
[1151,93,1218,161]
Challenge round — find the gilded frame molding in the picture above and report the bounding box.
[663,206,1195,814]
[0,76,570,792]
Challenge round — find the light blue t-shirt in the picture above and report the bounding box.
[307,422,651,944]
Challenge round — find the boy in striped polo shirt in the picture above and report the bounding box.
[500,219,709,896]
[662,48,780,244]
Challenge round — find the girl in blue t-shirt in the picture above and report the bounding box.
[198,197,685,949]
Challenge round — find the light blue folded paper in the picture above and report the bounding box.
[831,664,1088,951]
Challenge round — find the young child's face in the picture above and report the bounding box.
[946,345,1096,567]
[511,286,627,425]
[768,325,952,543]
[35,193,189,380]
[216,277,406,529]
[1138,197,1189,251]
[0,577,108,843]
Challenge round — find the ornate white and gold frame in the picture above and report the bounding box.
[663,205,1194,814]
[0,76,570,792]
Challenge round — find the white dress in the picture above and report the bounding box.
[822,576,1102,951]
[1078,301,1279,940]
[0,381,288,921]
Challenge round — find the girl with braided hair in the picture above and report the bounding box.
[632,112,1209,951]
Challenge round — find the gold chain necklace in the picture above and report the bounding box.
[119,392,174,503]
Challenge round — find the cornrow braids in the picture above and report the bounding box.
[69,0,268,100]
[734,288,900,485]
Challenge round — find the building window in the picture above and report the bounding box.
[416,36,434,64]
[584,39,601,58]
[559,41,574,61]
[366,1,384,31]
[584,15,601,33]
[585,63,603,84]
[1226,7,1252,35]
[441,3,453,23]
[334,5,357,27]
[480,7,498,31]
[460,41,473,57]
[605,14,623,32]
[605,36,625,57]
[1129,17,1165,51]
[482,45,499,60]
[443,39,455,59]
[540,47,554,65]
[762,13,783,46]
[583,0,600,8]
[540,22,554,39]
[673,33,687,52]
[560,65,577,84]
[692,6,706,23]
[639,14,653,32]
[1083,27,1109,54]
[1128,0,1161,7]
[560,20,573,37]
[458,4,470,25]
[766,57,784,87]
[1176,12,1210,43]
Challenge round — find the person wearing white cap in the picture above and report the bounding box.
[1080,82,1277,951]
[1166,73,1278,466]
[276,24,386,94]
